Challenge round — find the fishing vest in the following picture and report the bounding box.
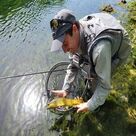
[71,13,131,79]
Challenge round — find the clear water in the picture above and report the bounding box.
[0,0,127,135]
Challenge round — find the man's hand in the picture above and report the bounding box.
[51,90,68,97]
[75,102,89,113]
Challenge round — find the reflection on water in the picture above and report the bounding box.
[0,0,117,135]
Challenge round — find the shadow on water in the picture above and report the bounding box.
[0,0,119,135]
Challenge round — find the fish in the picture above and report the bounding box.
[47,97,84,109]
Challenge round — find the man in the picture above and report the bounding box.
[49,9,131,113]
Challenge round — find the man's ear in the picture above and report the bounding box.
[72,24,78,32]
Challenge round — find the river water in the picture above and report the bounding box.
[0,0,127,135]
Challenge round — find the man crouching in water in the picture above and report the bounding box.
[49,9,131,113]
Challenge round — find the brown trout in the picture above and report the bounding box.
[47,97,84,109]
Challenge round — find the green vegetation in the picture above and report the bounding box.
[100,4,115,13]
[0,0,64,18]
[50,1,136,136]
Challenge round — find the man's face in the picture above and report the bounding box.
[62,24,80,54]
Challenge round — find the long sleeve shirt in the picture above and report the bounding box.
[62,12,130,111]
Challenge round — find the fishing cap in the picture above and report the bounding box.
[50,9,76,52]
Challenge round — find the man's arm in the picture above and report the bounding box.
[87,40,111,111]
[51,54,79,97]
[62,54,79,92]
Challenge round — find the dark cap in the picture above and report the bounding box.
[50,9,76,52]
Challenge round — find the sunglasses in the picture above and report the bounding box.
[50,19,73,31]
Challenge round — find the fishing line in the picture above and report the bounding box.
[0,68,68,80]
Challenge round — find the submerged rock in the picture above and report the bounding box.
[101,4,114,13]
[121,0,127,4]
